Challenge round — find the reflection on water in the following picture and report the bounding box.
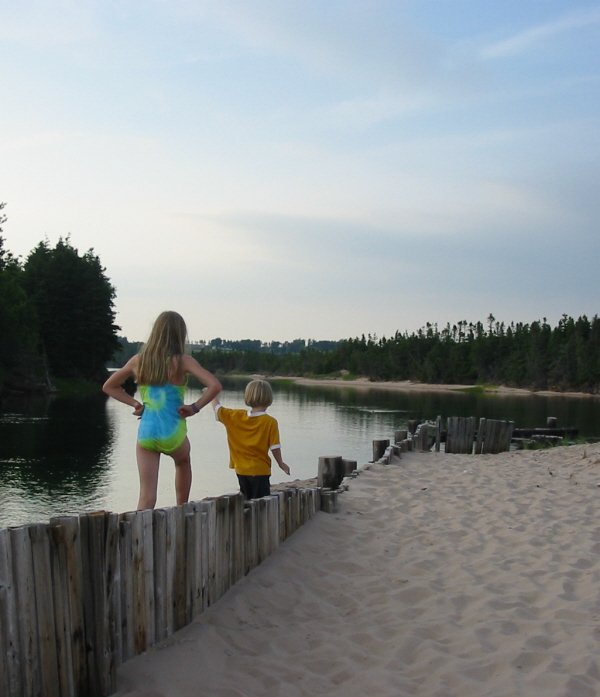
[1,377,600,527]
[0,394,115,526]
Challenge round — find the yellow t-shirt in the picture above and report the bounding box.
[215,405,281,476]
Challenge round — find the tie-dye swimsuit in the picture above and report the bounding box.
[137,382,187,453]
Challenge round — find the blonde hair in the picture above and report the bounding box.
[244,379,273,408]
[137,311,188,385]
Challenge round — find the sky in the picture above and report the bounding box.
[1,1,599,343]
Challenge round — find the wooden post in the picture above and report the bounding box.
[172,505,186,632]
[229,495,244,586]
[104,512,120,694]
[547,416,558,428]
[0,528,21,697]
[341,458,357,477]
[372,440,389,461]
[265,495,279,555]
[200,511,209,610]
[188,502,204,617]
[82,510,116,697]
[283,489,293,538]
[394,429,407,444]
[28,524,60,697]
[256,498,269,564]
[434,416,442,452]
[199,500,216,607]
[317,455,343,489]
[242,504,254,575]
[475,418,485,454]
[118,518,134,663]
[408,420,420,436]
[47,524,74,697]
[415,425,429,452]
[152,508,168,643]
[274,491,286,543]
[10,525,41,697]
[243,501,258,573]
[184,510,196,626]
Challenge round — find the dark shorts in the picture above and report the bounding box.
[237,474,270,500]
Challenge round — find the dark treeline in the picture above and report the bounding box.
[194,314,600,394]
[0,203,119,391]
[205,338,342,354]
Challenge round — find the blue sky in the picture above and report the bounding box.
[1,1,598,343]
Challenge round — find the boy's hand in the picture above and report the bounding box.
[280,462,290,476]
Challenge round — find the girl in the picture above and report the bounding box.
[103,311,221,510]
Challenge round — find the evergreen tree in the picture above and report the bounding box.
[23,238,120,380]
[0,205,39,383]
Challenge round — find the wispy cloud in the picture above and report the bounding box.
[482,7,600,58]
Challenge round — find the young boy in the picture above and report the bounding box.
[212,379,290,500]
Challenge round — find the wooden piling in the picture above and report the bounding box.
[317,456,343,489]
[372,439,390,461]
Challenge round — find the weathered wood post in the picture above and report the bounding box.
[394,429,407,444]
[256,498,269,564]
[152,508,168,643]
[408,420,420,436]
[46,523,75,697]
[372,439,390,461]
[0,528,21,697]
[10,525,40,697]
[199,499,217,607]
[318,455,343,489]
[434,416,442,452]
[415,424,430,452]
[341,458,357,477]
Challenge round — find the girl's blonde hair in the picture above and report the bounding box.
[244,379,273,408]
[137,311,188,385]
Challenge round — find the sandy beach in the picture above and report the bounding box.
[276,375,598,399]
[113,442,600,697]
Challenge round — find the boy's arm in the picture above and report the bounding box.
[271,447,290,476]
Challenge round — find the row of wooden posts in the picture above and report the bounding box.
[369,416,517,459]
[0,483,348,697]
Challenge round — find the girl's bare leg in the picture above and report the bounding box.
[170,437,192,505]
[136,442,160,510]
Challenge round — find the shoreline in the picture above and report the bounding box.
[239,374,599,399]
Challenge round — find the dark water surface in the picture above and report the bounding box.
[1,377,599,527]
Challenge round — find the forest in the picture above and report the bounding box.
[0,203,120,391]
[191,315,600,394]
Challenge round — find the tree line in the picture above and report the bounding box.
[193,315,600,393]
[2,201,598,394]
[0,203,119,391]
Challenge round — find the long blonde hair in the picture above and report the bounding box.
[137,311,188,385]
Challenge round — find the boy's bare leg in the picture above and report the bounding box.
[136,442,160,509]
[170,437,192,505]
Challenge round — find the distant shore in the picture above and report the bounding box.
[239,374,598,399]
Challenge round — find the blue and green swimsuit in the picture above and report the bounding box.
[137,383,187,454]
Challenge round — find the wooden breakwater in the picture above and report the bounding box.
[0,486,330,697]
[367,415,579,460]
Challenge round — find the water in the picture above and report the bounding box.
[1,377,600,528]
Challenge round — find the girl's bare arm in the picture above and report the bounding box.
[178,354,222,418]
[102,356,144,414]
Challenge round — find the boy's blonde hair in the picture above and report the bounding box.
[137,311,187,385]
[244,379,273,408]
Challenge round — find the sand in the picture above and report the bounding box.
[113,442,600,697]
[280,376,597,399]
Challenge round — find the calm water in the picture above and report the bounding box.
[1,377,600,528]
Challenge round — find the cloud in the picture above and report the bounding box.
[482,7,600,59]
